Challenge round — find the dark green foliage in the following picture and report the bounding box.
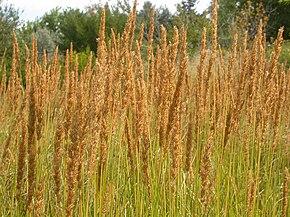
[2,0,289,61]
[58,8,99,52]
[213,0,290,47]
[39,7,61,33]
[174,1,210,54]
[238,0,290,40]
[19,3,129,54]
[0,3,20,59]
[137,1,173,42]
[181,0,198,14]
[212,0,239,46]
[265,1,290,40]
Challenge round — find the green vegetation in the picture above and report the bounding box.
[279,40,290,67]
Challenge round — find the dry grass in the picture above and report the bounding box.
[0,0,289,216]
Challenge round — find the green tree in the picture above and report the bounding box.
[180,0,198,29]
[137,1,173,42]
[115,0,131,15]
[212,0,290,45]
[39,7,61,34]
[211,0,238,46]
[241,0,290,40]
[137,1,154,42]
[19,1,130,54]
[236,1,269,40]
[56,3,128,53]
[265,0,290,39]
[0,2,21,58]
[174,0,210,54]
[58,8,99,52]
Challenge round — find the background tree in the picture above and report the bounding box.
[137,1,155,42]
[236,0,290,40]
[35,28,57,55]
[235,1,268,40]
[58,8,99,52]
[0,2,21,59]
[137,1,173,45]
[180,0,198,29]
[174,0,210,54]
[43,3,129,53]
[115,0,131,15]
[213,0,290,46]
[212,0,239,46]
[264,0,290,39]
[39,7,61,34]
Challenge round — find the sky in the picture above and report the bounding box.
[3,0,211,22]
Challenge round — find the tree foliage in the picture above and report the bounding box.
[174,0,210,53]
[0,3,21,57]
[4,0,289,59]
[236,1,268,40]
[35,27,57,54]
[137,1,173,43]
[1,0,210,58]
[214,0,290,46]
[136,0,209,55]
[58,8,99,52]
[19,2,129,54]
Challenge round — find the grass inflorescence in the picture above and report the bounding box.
[0,0,289,216]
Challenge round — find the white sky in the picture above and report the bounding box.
[4,0,211,22]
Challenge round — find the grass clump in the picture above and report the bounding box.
[0,0,289,216]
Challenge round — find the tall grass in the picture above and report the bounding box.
[0,0,289,216]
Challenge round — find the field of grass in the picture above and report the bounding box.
[0,0,289,216]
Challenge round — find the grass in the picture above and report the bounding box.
[0,0,289,216]
[278,40,290,68]
[267,39,290,68]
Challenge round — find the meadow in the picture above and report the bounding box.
[0,0,289,216]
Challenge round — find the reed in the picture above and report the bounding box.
[0,0,288,216]
[26,36,38,211]
[282,168,289,217]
